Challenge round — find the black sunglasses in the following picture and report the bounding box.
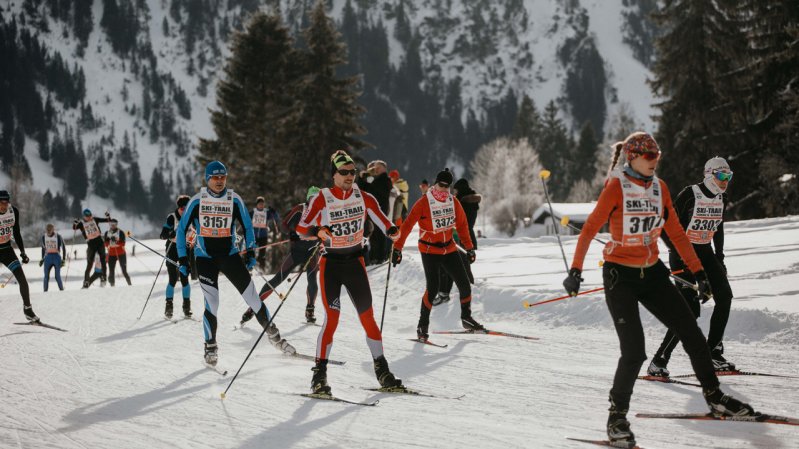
[337,169,357,176]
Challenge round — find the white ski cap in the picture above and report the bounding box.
[704,157,730,177]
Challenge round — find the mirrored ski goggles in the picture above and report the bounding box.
[713,170,733,181]
[630,149,661,161]
[336,169,358,176]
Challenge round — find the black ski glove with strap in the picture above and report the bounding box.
[694,270,713,303]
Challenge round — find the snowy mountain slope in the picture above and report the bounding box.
[1,215,797,448]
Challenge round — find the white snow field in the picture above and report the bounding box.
[1,216,798,448]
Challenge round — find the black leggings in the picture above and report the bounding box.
[655,246,733,360]
[84,239,107,283]
[0,247,30,307]
[419,251,472,326]
[258,244,319,306]
[166,245,190,288]
[108,254,130,285]
[439,251,474,294]
[603,261,719,408]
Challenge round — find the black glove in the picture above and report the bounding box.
[73,219,79,226]
[562,268,583,297]
[20,253,29,264]
[38,259,44,267]
[61,260,65,267]
[178,256,190,277]
[391,248,402,266]
[466,249,476,264]
[169,230,176,239]
[694,270,713,303]
[718,259,727,276]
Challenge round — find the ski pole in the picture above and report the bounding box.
[523,286,605,308]
[0,272,13,288]
[559,216,607,245]
[221,243,321,399]
[539,169,570,273]
[64,228,77,284]
[125,232,180,267]
[138,241,172,320]
[379,258,392,332]
[237,239,289,255]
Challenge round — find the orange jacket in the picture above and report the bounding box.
[394,193,474,255]
[571,175,702,273]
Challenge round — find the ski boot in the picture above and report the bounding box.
[100,276,107,288]
[125,275,131,286]
[165,299,174,320]
[432,292,450,306]
[416,322,429,342]
[240,307,254,325]
[461,314,485,332]
[607,397,636,448]
[23,305,40,324]
[703,388,755,417]
[374,355,403,389]
[305,305,316,324]
[204,342,218,366]
[182,299,192,319]
[311,359,331,395]
[711,343,736,371]
[647,356,670,377]
[109,279,115,287]
[82,280,89,289]
[266,322,296,354]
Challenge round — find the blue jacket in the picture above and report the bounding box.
[177,188,255,259]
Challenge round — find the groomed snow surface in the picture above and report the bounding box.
[1,216,797,448]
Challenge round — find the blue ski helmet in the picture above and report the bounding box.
[205,161,228,182]
[83,208,92,216]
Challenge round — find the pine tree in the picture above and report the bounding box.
[127,161,148,214]
[512,94,542,149]
[148,168,171,220]
[572,122,599,184]
[538,101,571,199]
[66,147,88,200]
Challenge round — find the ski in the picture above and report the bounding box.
[301,321,321,327]
[300,392,378,406]
[363,386,464,400]
[431,329,539,341]
[287,352,346,366]
[636,412,799,426]
[203,362,228,376]
[638,375,701,387]
[164,316,178,324]
[566,437,644,448]
[670,370,799,379]
[13,321,68,332]
[408,338,448,348]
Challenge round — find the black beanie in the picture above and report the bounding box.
[434,169,453,186]
[0,190,9,201]
[176,195,190,208]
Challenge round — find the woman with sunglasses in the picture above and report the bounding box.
[297,151,404,395]
[649,157,736,377]
[392,168,481,342]
[562,133,756,448]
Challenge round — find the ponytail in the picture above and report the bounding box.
[607,142,624,178]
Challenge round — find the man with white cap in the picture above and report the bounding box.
[649,156,737,377]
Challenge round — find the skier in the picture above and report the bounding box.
[175,161,294,366]
[250,196,279,270]
[297,150,404,395]
[562,132,756,447]
[0,190,39,322]
[649,157,736,376]
[40,223,66,291]
[392,169,481,342]
[436,177,481,305]
[72,208,112,288]
[240,186,321,325]
[160,195,193,319]
[104,219,131,286]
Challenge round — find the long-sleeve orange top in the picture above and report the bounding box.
[394,193,474,255]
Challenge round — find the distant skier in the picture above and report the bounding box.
[104,219,131,286]
[72,208,112,288]
[649,157,736,376]
[297,150,404,395]
[176,161,294,366]
[85,253,104,287]
[0,190,39,322]
[392,169,482,342]
[562,132,756,447]
[436,177,481,305]
[160,195,193,319]
[241,186,322,325]
[40,223,66,291]
[250,196,280,270]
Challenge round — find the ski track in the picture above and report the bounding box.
[1,217,798,448]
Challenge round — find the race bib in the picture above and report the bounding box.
[321,185,365,249]
[199,189,234,238]
[426,190,456,232]
[617,172,664,247]
[252,209,267,228]
[0,207,13,245]
[83,219,101,240]
[44,234,59,253]
[686,185,724,244]
[106,230,121,248]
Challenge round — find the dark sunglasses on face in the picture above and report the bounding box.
[337,169,358,176]
[713,170,733,182]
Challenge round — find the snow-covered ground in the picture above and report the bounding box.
[1,216,797,448]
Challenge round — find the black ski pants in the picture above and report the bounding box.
[603,261,719,408]
[108,254,130,285]
[419,251,472,327]
[258,242,319,306]
[655,245,733,360]
[0,247,30,307]
[84,238,107,283]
